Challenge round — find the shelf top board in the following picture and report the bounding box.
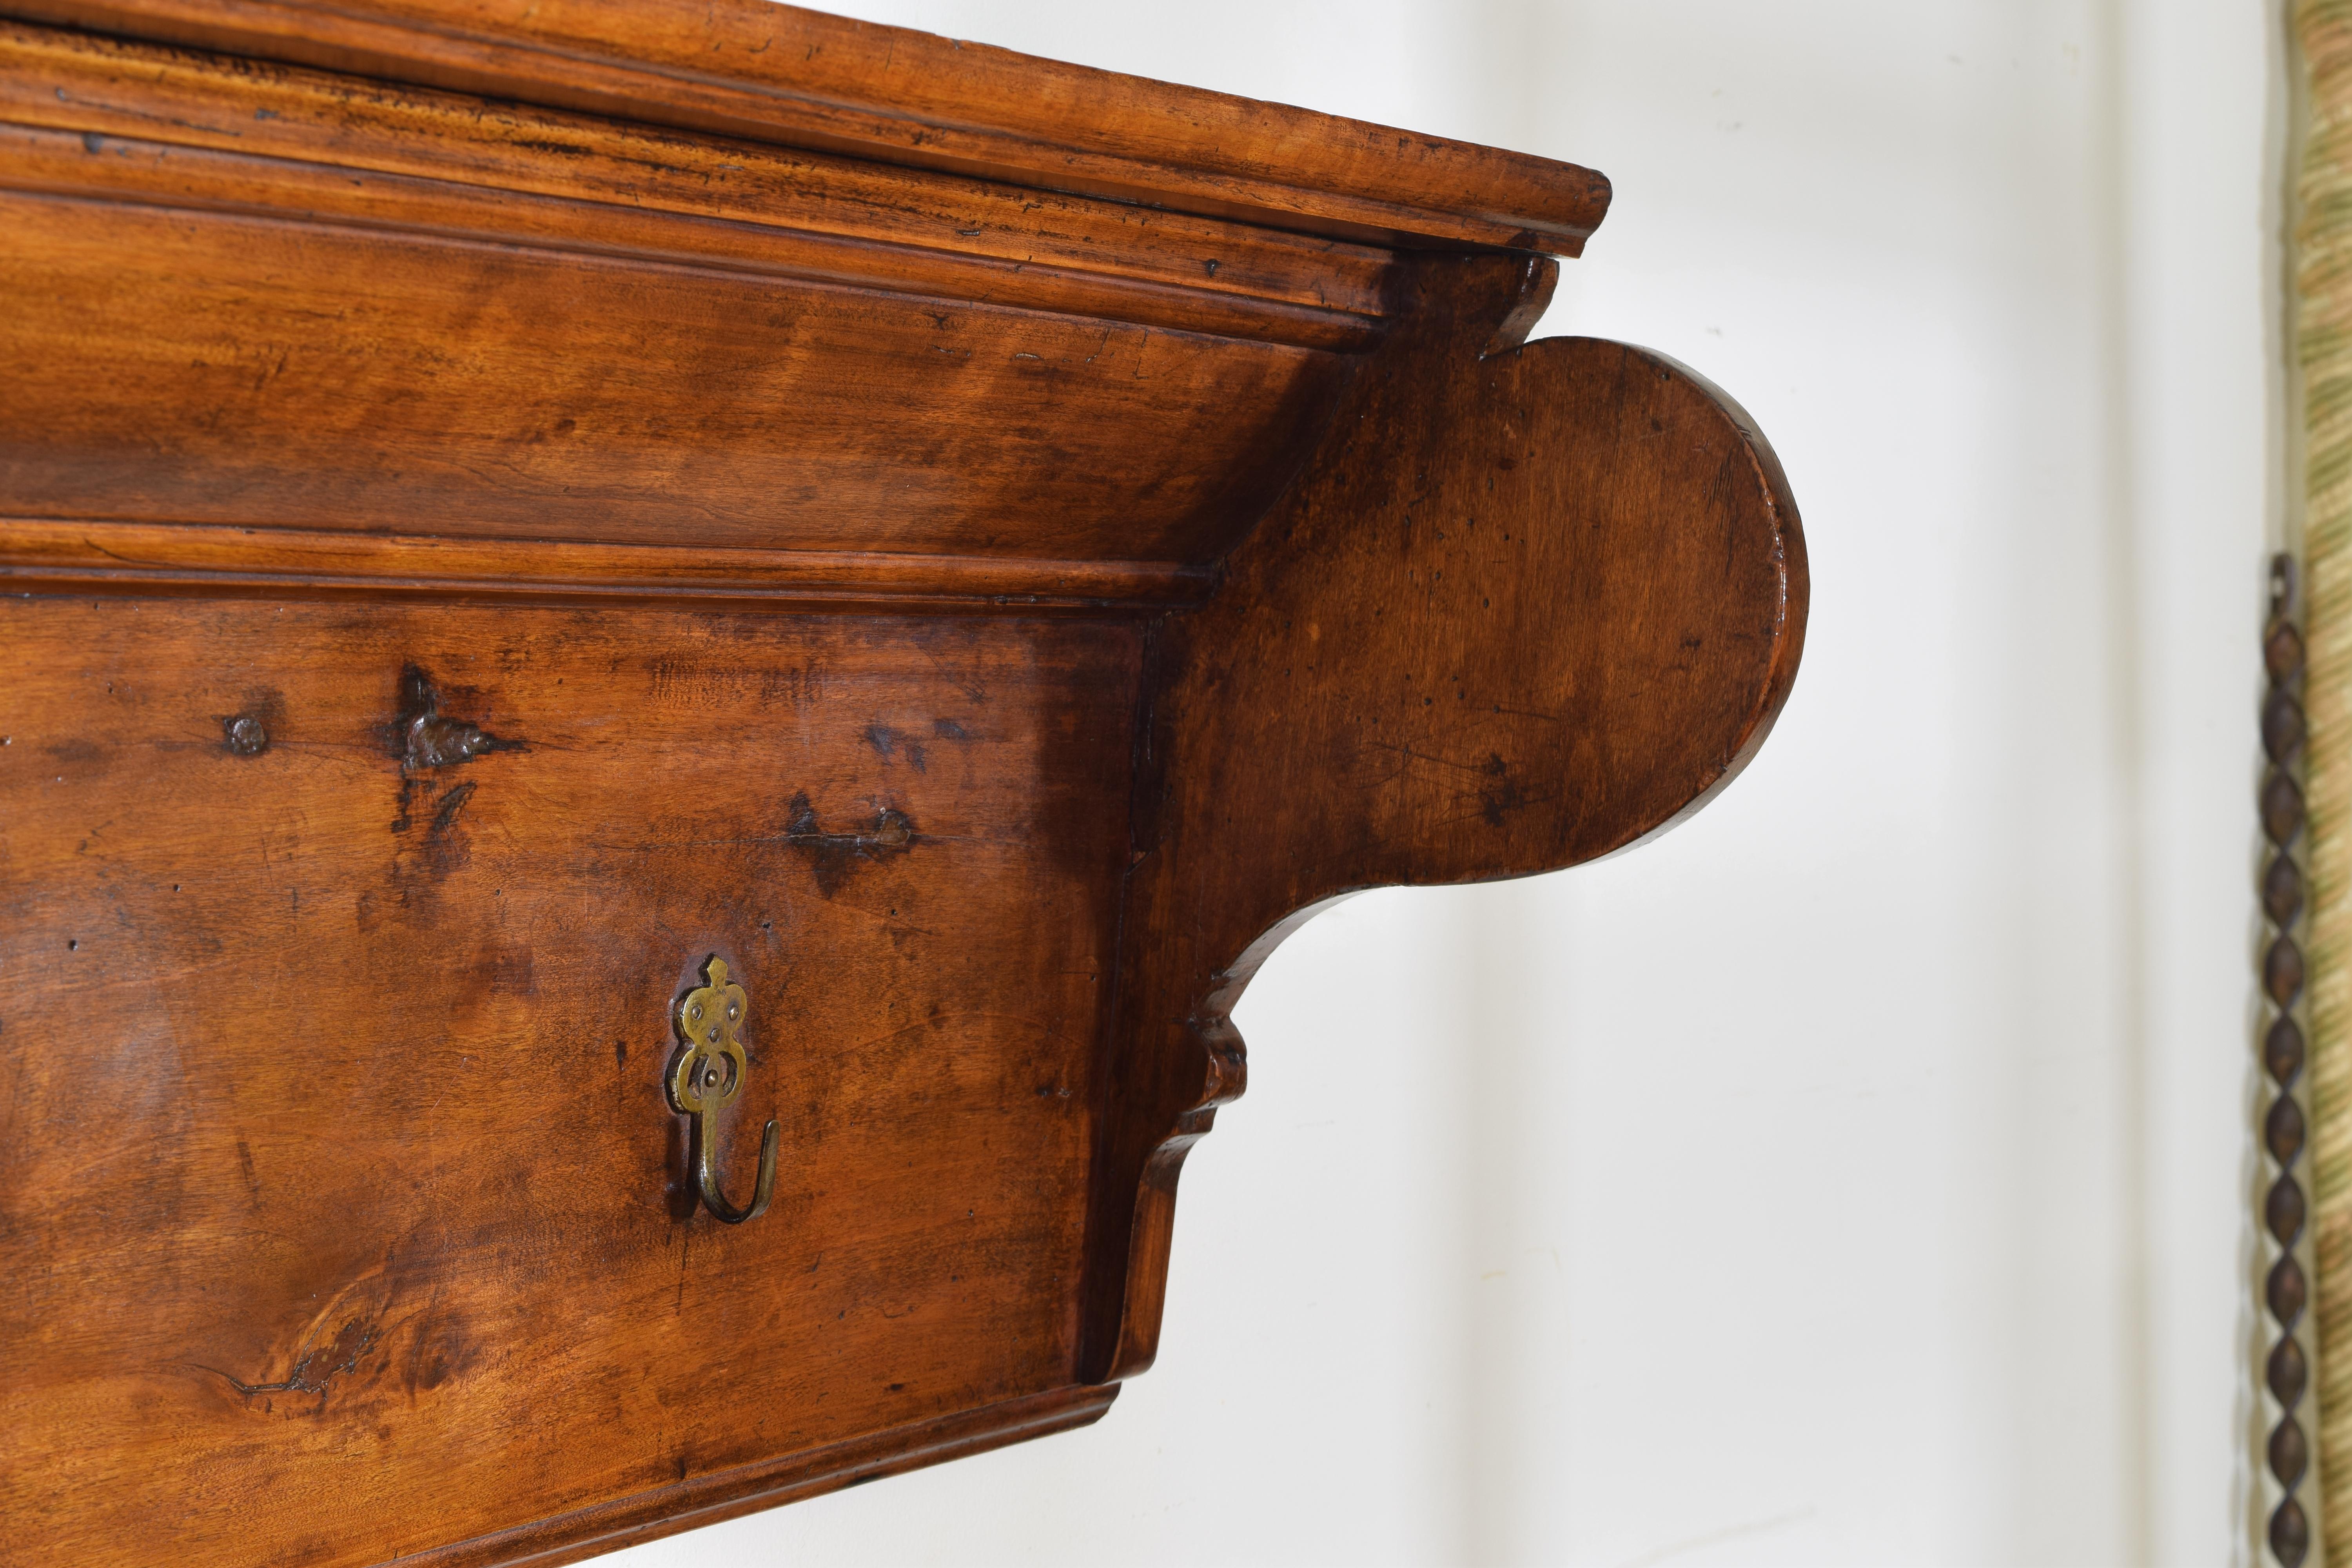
[4,0,1612,254]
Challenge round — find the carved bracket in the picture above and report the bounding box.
[1080,252,1808,1383]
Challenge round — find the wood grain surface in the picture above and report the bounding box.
[1082,252,1806,1381]
[0,186,1343,560]
[0,4,1806,1562]
[4,0,1612,254]
[0,20,1393,343]
[0,603,1136,1561]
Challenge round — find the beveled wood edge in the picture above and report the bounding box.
[1,0,1610,256]
[0,519,1215,612]
[0,134,1377,355]
[0,20,1391,348]
[409,1383,1117,1567]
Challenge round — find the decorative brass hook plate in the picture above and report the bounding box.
[669,956,779,1225]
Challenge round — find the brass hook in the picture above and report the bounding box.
[668,956,779,1225]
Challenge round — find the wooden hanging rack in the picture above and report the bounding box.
[0,3,1807,1562]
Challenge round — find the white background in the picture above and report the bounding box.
[618,2,2281,1563]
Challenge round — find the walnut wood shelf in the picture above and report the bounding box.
[0,4,1808,1563]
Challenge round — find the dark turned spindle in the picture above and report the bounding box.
[2263,552,2312,1568]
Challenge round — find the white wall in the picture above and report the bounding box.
[618,2,2279,1563]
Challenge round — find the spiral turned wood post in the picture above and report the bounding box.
[2265,553,2314,1567]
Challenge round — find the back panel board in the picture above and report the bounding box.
[0,599,1139,1561]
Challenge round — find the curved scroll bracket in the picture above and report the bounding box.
[1079,251,1809,1384]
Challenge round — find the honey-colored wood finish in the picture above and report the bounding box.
[0,0,1613,254]
[0,4,1807,1563]
[1087,254,1804,1382]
